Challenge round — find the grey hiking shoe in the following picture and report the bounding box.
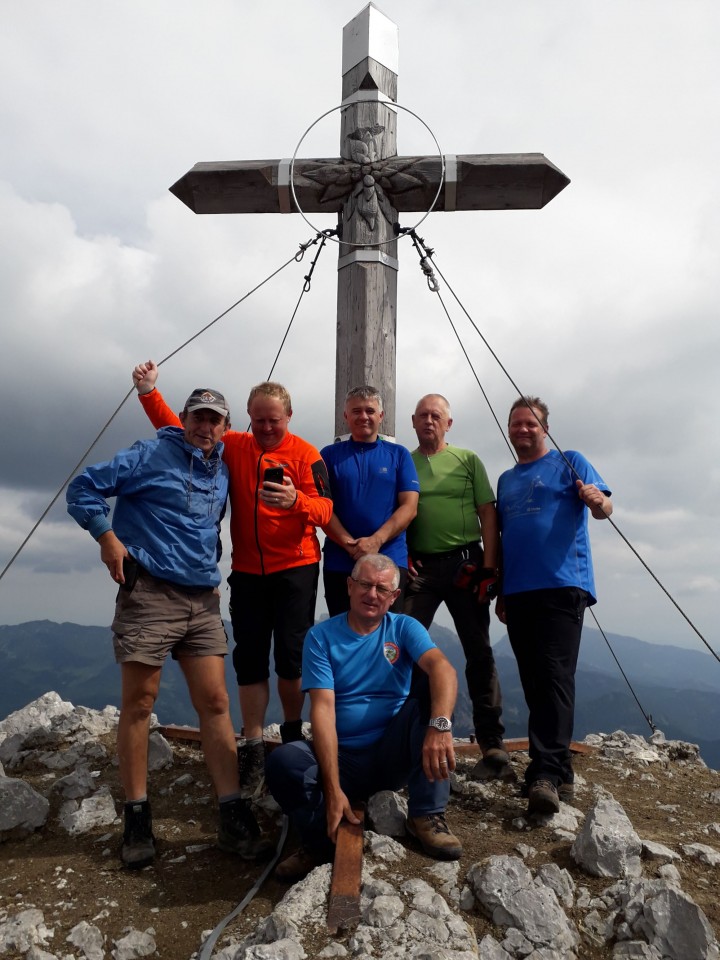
[217,798,274,861]
[237,740,266,799]
[121,800,155,869]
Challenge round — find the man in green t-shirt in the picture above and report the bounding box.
[404,394,507,777]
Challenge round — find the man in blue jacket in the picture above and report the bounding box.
[67,388,270,868]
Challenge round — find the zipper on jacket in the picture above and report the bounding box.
[254,456,266,576]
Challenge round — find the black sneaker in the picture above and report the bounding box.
[527,779,560,815]
[121,800,155,869]
[237,740,266,799]
[217,798,274,861]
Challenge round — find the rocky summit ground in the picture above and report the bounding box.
[1,695,719,959]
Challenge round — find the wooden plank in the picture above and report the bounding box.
[452,738,596,757]
[157,725,283,750]
[158,727,596,758]
[327,803,365,934]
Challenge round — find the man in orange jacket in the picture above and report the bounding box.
[133,362,332,797]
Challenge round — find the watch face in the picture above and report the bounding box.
[430,717,452,732]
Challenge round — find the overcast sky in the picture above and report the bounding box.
[1,1,718,666]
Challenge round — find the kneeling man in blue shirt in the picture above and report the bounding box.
[266,554,462,881]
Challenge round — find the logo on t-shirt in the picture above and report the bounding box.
[383,642,400,664]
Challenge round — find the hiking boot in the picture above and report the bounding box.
[558,781,575,803]
[481,744,511,770]
[280,720,305,744]
[406,813,463,861]
[527,779,560,815]
[217,798,274,861]
[237,740,266,799]
[121,800,155,869]
[275,846,328,883]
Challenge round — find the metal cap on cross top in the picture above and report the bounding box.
[168,3,570,438]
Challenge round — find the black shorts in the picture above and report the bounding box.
[228,564,319,685]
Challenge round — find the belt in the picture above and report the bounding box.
[139,565,213,595]
[412,542,481,562]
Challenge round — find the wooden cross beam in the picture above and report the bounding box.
[169,4,570,436]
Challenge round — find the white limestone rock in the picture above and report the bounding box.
[67,919,104,960]
[59,785,118,836]
[536,862,576,908]
[680,842,720,867]
[642,839,680,862]
[571,794,642,878]
[367,790,408,836]
[0,909,54,954]
[52,764,97,800]
[0,691,74,745]
[147,731,173,771]
[365,829,406,862]
[0,776,50,839]
[466,854,579,953]
[111,927,157,959]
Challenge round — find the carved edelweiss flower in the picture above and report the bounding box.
[301,126,426,231]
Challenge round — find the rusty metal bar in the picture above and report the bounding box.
[327,803,365,933]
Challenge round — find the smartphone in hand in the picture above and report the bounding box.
[263,466,284,485]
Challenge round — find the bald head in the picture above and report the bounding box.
[412,394,453,454]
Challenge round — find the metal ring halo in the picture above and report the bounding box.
[289,100,445,248]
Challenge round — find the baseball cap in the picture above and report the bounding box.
[184,389,230,418]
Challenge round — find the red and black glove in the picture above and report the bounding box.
[476,567,498,604]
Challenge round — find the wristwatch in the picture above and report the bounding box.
[428,716,452,733]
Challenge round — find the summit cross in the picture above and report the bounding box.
[169,3,569,437]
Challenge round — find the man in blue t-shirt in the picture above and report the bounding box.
[266,554,461,881]
[321,386,419,616]
[496,396,612,816]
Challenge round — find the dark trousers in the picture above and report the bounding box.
[265,696,448,858]
[403,544,504,746]
[228,564,319,684]
[505,586,588,787]
[323,567,408,618]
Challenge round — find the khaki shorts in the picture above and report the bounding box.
[111,569,228,667]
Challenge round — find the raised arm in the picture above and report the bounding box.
[131,361,181,430]
[132,360,158,396]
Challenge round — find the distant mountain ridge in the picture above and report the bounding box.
[1,619,718,769]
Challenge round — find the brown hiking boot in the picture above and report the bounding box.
[558,781,575,803]
[527,779,560,815]
[406,813,463,860]
[275,847,328,883]
[481,744,511,769]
